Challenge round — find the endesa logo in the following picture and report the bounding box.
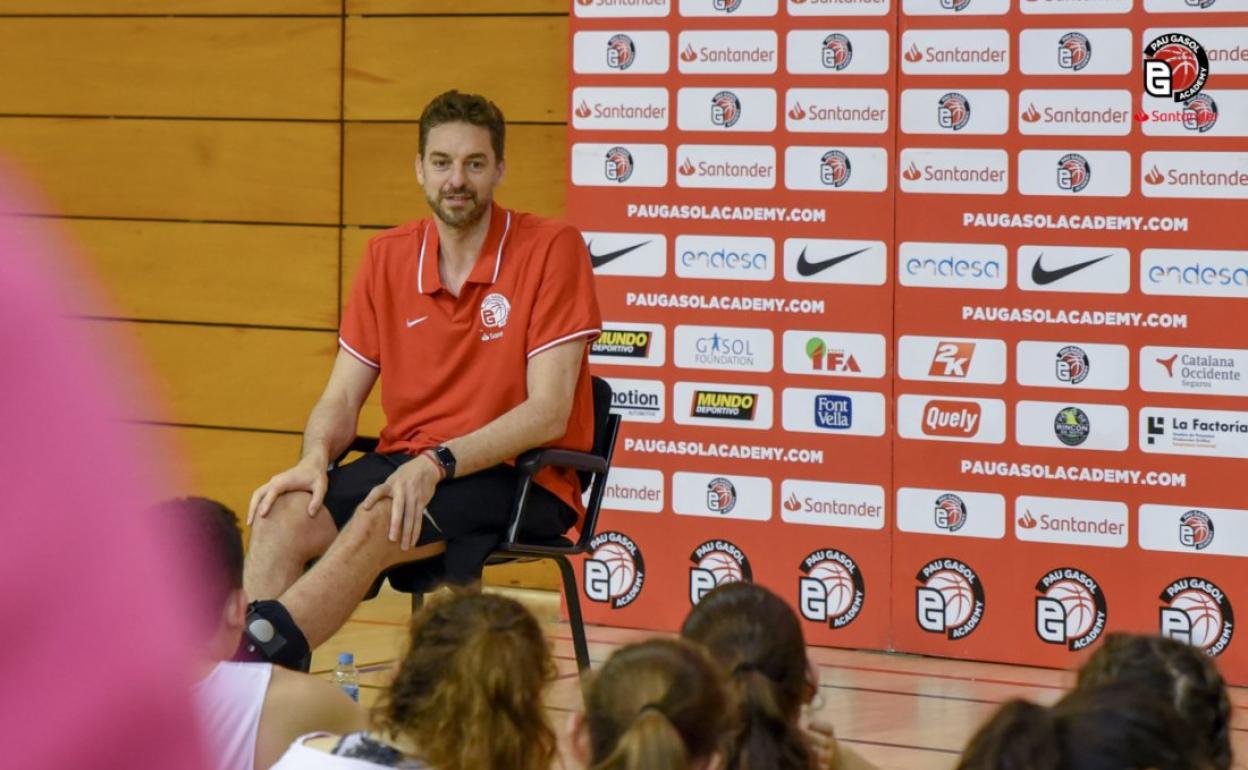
[673,325,774,373]
[1015,401,1130,452]
[571,88,669,131]
[601,467,664,514]
[916,559,986,640]
[677,30,778,75]
[583,231,667,277]
[785,146,888,192]
[900,89,1008,135]
[1014,496,1128,548]
[689,540,753,606]
[897,487,1006,539]
[785,30,890,75]
[572,30,670,75]
[571,143,668,188]
[782,330,887,379]
[1140,407,1248,460]
[584,531,645,609]
[603,377,665,424]
[1016,341,1130,392]
[1035,567,1108,650]
[897,336,1007,385]
[898,149,1009,196]
[898,241,1008,290]
[780,480,886,530]
[899,29,1010,75]
[1020,0,1133,15]
[1017,150,1132,197]
[1141,152,1248,199]
[903,0,1009,15]
[574,0,671,17]
[798,549,866,629]
[1140,248,1248,298]
[1140,345,1248,397]
[786,0,891,17]
[1019,28,1132,76]
[1143,33,1210,102]
[782,388,887,436]
[1139,504,1248,557]
[676,145,776,190]
[674,381,773,430]
[676,87,777,132]
[1018,89,1132,137]
[590,323,666,367]
[675,234,774,282]
[679,0,778,15]
[783,238,887,286]
[1160,577,1234,656]
[897,395,1007,444]
[1017,245,1131,294]
[785,88,890,134]
[673,471,772,521]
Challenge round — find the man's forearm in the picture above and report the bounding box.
[442,397,566,479]
[299,395,362,468]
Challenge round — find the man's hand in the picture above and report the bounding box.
[360,454,441,550]
[805,719,842,770]
[248,457,329,525]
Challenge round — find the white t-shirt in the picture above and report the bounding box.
[192,661,273,770]
[271,733,431,770]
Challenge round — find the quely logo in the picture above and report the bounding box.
[689,540,753,606]
[1160,577,1233,656]
[584,531,645,609]
[898,395,1005,444]
[1144,33,1210,102]
[916,558,985,640]
[924,400,981,437]
[798,549,866,629]
[1035,567,1108,650]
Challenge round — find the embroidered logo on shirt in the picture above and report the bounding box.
[479,293,511,341]
[405,316,429,328]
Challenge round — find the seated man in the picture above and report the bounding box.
[242,90,602,669]
[169,497,366,770]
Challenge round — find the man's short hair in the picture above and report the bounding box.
[418,90,506,163]
[158,497,243,617]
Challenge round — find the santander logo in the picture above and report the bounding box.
[905,44,923,63]
[1135,110,1150,123]
[1145,166,1165,185]
[578,0,593,4]
[1018,510,1038,529]
[788,102,807,120]
[1022,103,1041,123]
[902,162,922,181]
[784,493,802,512]
[922,401,982,438]
[575,101,593,119]
[681,43,698,63]
[679,158,697,176]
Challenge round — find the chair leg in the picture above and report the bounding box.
[553,554,591,676]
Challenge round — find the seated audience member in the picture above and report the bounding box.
[271,592,556,770]
[1076,633,1232,770]
[168,497,366,770]
[956,684,1202,770]
[680,582,877,770]
[571,638,729,770]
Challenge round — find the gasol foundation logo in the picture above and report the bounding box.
[916,558,986,640]
[584,531,645,609]
[689,540,753,605]
[1035,567,1108,650]
[1160,577,1234,656]
[798,549,866,629]
[1144,33,1210,102]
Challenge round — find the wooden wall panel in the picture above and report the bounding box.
[349,0,565,13]
[0,118,339,223]
[342,122,565,226]
[0,19,340,119]
[58,220,340,328]
[345,16,567,122]
[0,1,338,12]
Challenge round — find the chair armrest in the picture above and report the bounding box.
[515,447,608,477]
[331,436,380,470]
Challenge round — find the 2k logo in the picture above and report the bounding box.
[929,341,976,378]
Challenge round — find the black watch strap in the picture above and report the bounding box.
[430,445,456,480]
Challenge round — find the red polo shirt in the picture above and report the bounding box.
[339,204,602,521]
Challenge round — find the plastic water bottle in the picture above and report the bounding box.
[334,652,360,702]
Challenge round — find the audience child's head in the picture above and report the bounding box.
[1077,632,1232,770]
[957,684,1202,770]
[374,592,557,770]
[576,638,729,770]
[680,582,816,770]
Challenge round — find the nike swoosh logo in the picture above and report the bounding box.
[589,240,650,269]
[795,246,871,277]
[405,316,428,328]
[1031,253,1113,285]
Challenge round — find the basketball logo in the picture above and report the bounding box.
[916,558,986,640]
[604,146,635,183]
[798,549,866,629]
[1055,345,1090,385]
[934,493,967,533]
[606,33,636,71]
[819,150,852,188]
[706,477,738,515]
[1056,154,1092,194]
[1058,32,1092,72]
[584,531,645,609]
[1160,577,1234,656]
[1182,94,1219,133]
[1179,510,1215,551]
[478,292,510,329]
[822,33,853,71]
[1144,34,1210,103]
[939,0,973,10]
[710,91,742,128]
[713,0,744,11]
[1035,567,1108,650]
[1053,405,1090,446]
[937,92,971,132]
[689,539,753,606]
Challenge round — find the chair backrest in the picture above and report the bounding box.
[576,376,622,550]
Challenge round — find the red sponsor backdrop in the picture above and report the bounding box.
[566,0,1248,683]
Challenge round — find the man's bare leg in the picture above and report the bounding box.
[243,490,339,601]
[276,499,446,648]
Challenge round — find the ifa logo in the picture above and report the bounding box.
[1160,577,1234,656]
[606,33,637,70]
[1144,34,1210,103]
[937,92,972,130]
[710,90,742,127]
[584,532,645,609]
[1056,153,1092,193]
[923,400,982,437]
[823,33,853,70]
[1035,567,1108,650]
[798,548,866,629]
[806,337,862,373]
[934,493,968,532]
[689,540,753,606]
[1055,346,1091,385]
[1058,32,1093,71]
[916,558,985,639]
[929,341,976,378]
[820,150,852,187]
[604,146,635,183]
[1179,509,1216,550]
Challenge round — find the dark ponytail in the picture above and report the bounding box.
[956,700,1061,770]
[730,668,813,770]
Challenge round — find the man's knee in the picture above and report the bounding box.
[249,491,336,561]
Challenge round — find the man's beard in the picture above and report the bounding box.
[427,188,489,229]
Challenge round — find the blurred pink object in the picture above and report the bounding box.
[0,167,206,768]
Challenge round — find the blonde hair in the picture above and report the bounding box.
[374,592,556,770]
[585,638,730,770]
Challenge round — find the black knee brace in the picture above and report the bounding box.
[237,599,311,672]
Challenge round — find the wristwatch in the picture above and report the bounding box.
[426,445,456,480]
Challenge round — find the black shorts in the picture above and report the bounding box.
[322,452,577,586]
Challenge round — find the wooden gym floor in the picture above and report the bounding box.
[311,586,1248,770]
